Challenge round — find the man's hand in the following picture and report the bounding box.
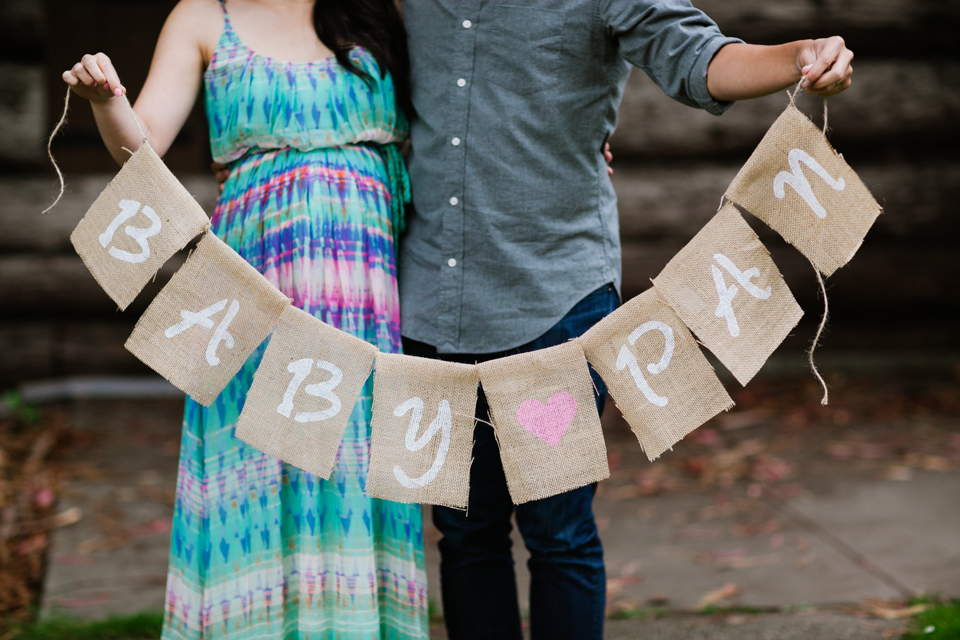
[707,38,854,102]
[212,162,230,194]
[797,36,853,97]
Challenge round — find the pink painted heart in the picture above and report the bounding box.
[515,391,578,448]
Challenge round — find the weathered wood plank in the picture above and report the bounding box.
[694,0,951,27]
[610,61,960,161]
[613,162,960,241]
[0,321,148,387]
[620,240,960,313]
[0,64,44,166]
[0,174,217,252]
[0,0,43,61]
[692,0,960,55]
[0,253,185,317]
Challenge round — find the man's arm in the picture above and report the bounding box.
[706,37,853,102]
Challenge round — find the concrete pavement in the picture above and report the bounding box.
[35,371,960,638]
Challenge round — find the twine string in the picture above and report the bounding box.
[790,78,830,135]
[41,87,72,215]
[42,86,146,216]
[122,93,148,142]
[807,259,830,405]
[788,79,803,105]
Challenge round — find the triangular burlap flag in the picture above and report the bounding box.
[724,103,881,276]
[125,232,290,405]
[70,141,210,309]
[653,203,803,386]
[366,354,478,508]
[235,305,378,479]
[578,288,733,460]
[476,341,608,505]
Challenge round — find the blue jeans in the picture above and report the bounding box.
[403,283,619,640]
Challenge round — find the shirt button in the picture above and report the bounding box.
[451,137,461,146]
[457,78,467,87]
[449,196,459,206]
[462,20,472,28]
[448,258,458,268]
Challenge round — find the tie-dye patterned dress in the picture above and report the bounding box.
[161,6,428,639]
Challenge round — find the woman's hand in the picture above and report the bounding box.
[62,53,127,101]
[54,0,218,166]
[797,37,853,97]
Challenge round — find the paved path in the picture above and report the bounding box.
[37,373,959,639]
[41,399,181,619]
[603,612,905,640]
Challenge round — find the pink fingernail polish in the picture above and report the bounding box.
[114,88,122,97]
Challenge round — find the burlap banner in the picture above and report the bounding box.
[476,341,608,504]
[653,203,803,386]
[70,141,210,310]
[724,103,881,276]
[366,354,478,509]
[125,232,290,406]
[235,305,378,479]
[579,288,733,461]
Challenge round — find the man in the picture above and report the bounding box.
[397,2,852,639]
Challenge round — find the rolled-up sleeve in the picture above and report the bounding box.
[601,0,743,115]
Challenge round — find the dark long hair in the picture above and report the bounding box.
[313,1,412,117]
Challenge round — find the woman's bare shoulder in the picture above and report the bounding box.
[161,0,223,54]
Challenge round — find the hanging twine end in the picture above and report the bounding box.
[41,87,72,215]
[807,259,830,405]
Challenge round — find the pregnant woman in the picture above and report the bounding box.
[62,0,427,637]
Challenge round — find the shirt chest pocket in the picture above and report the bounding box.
[476,6,567,96]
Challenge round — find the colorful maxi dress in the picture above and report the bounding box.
[161,7,428,639]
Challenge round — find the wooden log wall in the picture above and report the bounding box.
[0,0,957,386]
[608,0,960,360]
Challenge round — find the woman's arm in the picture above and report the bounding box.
[61,0,222,165]
[706,37,854,102]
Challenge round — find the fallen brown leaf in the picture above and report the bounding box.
[868,603,930,620]
[51,507,82,528]
[697,582,740,609]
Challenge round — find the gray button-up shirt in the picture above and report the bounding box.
[399,0,741,354]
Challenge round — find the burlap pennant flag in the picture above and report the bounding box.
[724,103,881,276]
[70,141,210,309]
[366,354,478,508]
[579,288,733,461]
[235,305,378,479]
[125,232,290,405]
[476,341,608,505]
[653,203,803,386]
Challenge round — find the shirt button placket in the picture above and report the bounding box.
[438,7,478,353]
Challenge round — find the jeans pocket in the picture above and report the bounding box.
[477,5,566,96]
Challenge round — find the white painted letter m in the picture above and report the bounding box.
[773,149,845,219]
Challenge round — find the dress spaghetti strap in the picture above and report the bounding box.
[207,0,244,70]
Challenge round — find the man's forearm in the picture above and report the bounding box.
[706,42,806,102]
[707,37,853,102]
